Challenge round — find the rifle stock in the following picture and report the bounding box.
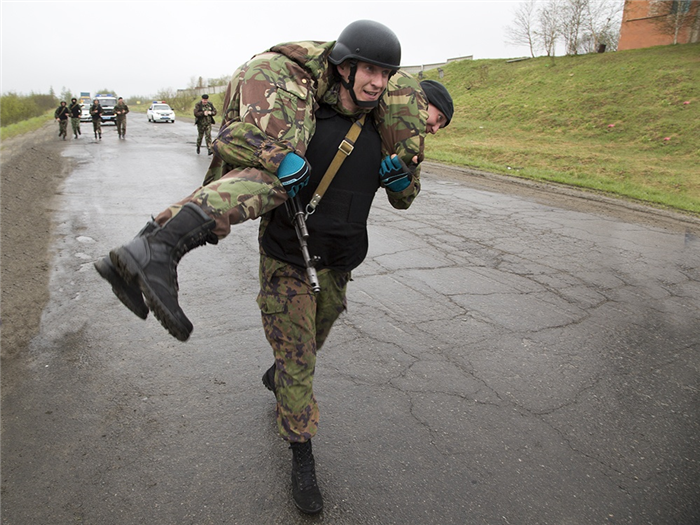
[285,195,321,293]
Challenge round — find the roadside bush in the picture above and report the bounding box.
[1,92,57,126]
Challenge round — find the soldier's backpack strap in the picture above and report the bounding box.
[305,113,366,215]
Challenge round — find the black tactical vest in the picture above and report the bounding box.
[261,105,382,272]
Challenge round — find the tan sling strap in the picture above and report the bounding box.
[305,113,367,215]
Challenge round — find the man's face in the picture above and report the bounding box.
[201,98,208,104]
[337,60,392,108]
[425,104,447,134]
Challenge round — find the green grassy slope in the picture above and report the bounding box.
[422,43,700,213]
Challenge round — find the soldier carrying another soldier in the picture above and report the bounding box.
[95,19,452,516]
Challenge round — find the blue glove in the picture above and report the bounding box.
[379,155,412,192]
[277,152,311,198]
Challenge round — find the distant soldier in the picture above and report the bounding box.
[193,94,217,155]
[90,99,103,139]
[114,97,129,139]
[54,101,69,140]
[68,98,82,139]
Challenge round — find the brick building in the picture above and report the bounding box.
[618,0,700,50]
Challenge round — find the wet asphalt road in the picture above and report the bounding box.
[2,116,700,525]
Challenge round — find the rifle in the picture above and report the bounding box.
[285,195,321,293]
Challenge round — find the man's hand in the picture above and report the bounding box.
[277,152,311,198]
[379,155,413,192]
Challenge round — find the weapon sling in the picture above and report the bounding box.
[286,113,367,293]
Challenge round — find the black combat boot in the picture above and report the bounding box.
[94,219,159,320]
[99,132,102,139]
[290,440,323,514]
[196,145,200,154]
[262,363,277,395]
[109,203,218,341]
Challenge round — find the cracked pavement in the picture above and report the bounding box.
[2,118,699,524]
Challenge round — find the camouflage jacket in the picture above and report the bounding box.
[194,102,217,125]
[205,40,428,209]
[114,102,129,116]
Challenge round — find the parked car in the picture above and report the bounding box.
[80,104,91,122]
[147,102,175,123]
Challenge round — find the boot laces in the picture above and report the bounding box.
[293,443,317,490]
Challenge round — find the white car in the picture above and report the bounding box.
[147,102,175,123]
[80,104,91,122]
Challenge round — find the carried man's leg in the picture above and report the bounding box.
[98,167,287,341]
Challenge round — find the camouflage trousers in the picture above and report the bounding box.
[153,167,287,238]
[58,119,68,138]
[70,117,80,136]
[257,254,349,442]
[92,119,102,135]
[196,123,213,150]
[116,116,127,137]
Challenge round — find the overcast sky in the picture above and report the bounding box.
[1,0,532,99]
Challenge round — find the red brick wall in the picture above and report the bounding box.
[618,0,700,50]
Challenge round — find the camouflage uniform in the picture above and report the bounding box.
[145,41,427,442]
[194,100,217,152]
[256,98,395,442]
[114,101,129,138]
[257,255,350,441]
[68,101,81,137]
[90,102,103,137]
[54,104,69,139]
[154,41,427,236]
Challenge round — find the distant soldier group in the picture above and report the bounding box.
[55,96,129,141]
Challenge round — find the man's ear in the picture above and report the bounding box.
[336,61,351,81]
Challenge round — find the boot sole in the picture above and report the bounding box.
[94,258,149,319]
[110,247,193,342]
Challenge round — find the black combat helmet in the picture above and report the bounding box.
[329,19,401,70]
[329,20,401,109]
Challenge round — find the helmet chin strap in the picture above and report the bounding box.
[340,62,382,109]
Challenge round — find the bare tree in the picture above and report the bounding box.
[505,0,539,57]
[537,0,561,57]
[650,0,699,44]
[507,0,623,58]
[558,0,590,54]
[587,0,624,52]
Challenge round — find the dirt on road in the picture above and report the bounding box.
[2,123,699,360]
[1,123,73,358]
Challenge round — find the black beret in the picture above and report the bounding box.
[420,80,454,127]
